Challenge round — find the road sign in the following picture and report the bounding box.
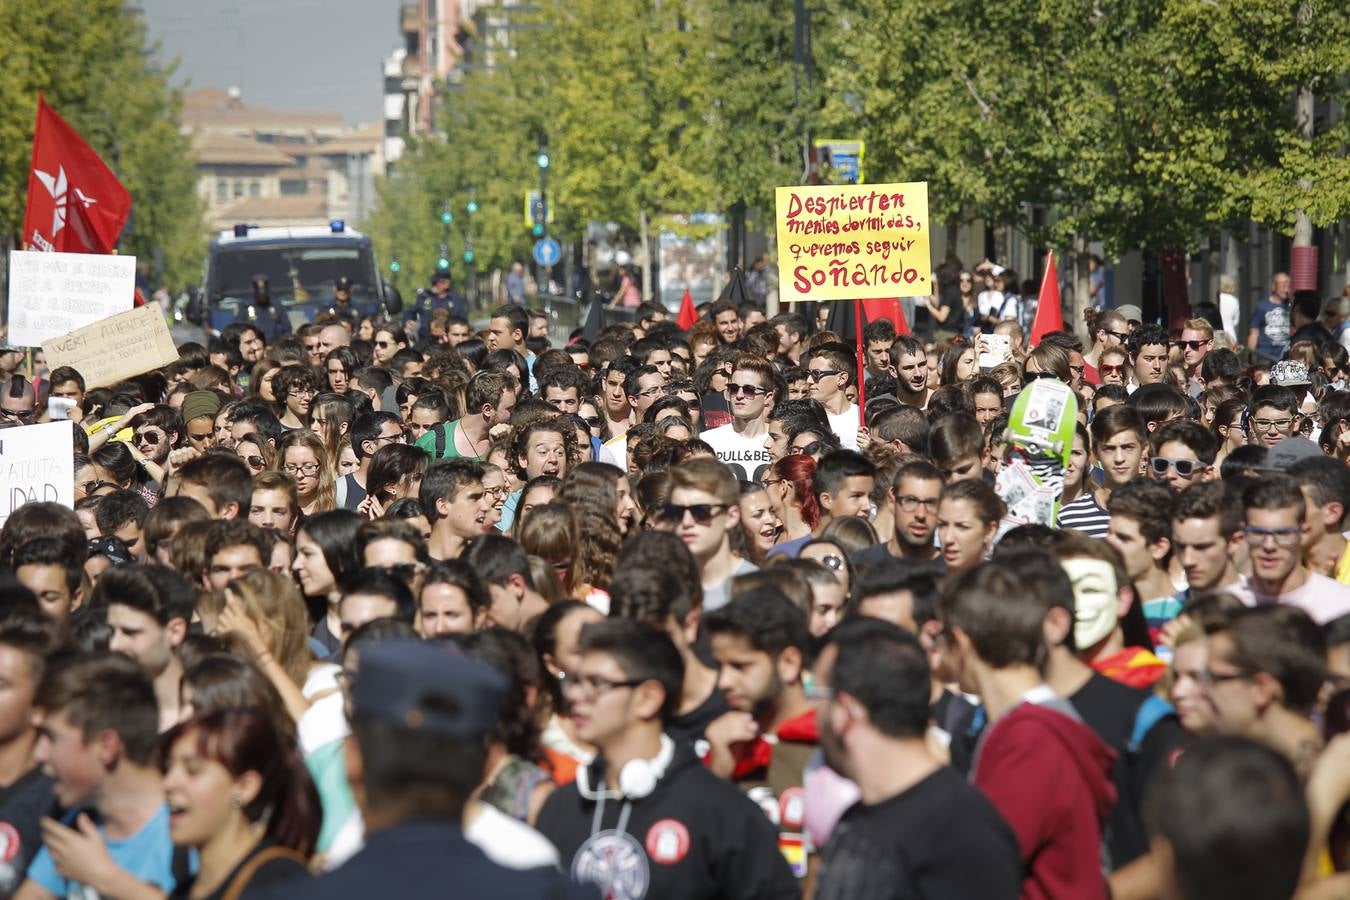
[533,237,561,268]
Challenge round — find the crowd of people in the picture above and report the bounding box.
[0,268,1348,899]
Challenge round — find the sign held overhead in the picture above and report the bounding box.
[5,249,135,348]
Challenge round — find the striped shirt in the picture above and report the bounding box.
[1057,492,1111,538]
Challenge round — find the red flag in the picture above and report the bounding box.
[860,297,909,334]
[1030,251,1063,346]
[22,94,131,254]
[676,287,698,330]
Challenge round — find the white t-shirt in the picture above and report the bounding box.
[1219,291,1241,343]
[1227,572,1350,625]
[702,423,772,481]
[977,289,1005,322]
[826,405,861,450]
[299,662,349,756]
[599,433,627,471]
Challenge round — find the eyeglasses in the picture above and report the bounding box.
[375,562,425,584]
[1150,457,1201,478]
[374,432,405,445]
[135,430,163,445]
[1172,340,1208,351]
[1100,364,1124,375]
[658,502,727,525]
[290,389,314,399]
[561,673,646,700]
[761,477,784,488]
[283,463,321,477]
[727,382,769,397]
[896,494,940,513]
[807,369,841,381]
[1242,525,1301,547]
[635,385,669,399]
[1250,417,1293,432]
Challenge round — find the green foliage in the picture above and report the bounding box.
[0,0,203,287]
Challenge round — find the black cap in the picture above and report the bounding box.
[251,274,270,288]
[351,640,505,738]
[430,270,451,283]
[334,275,352,291]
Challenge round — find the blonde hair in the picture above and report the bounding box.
[221,569,313,689]
[1184,318,1214,340]
[273,430,336,513]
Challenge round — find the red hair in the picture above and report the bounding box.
[771,455,820,529]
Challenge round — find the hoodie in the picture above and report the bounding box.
[536,738,797,900]
[972,693,1117,900]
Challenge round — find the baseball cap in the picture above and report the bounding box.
[1115,304,1143,324]
[430,270,451,283]
[351,639,506,738]
[1263,437,1321,471]
[334,275,352,291]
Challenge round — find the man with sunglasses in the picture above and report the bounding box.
[1229,476,1350,624]
[1147,419,1218,492]
[703,354,774,481]
[0,375,37,425]
[806,344,860,450]
[1175,318,1213,393]
[127,403,182,480]
[661,458,756,613]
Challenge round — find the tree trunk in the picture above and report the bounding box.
[1072,233,1091,340]
[1294,0,1314,248]
[766,225,780,318]
[639,205,653,301]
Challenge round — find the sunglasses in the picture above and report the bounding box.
[583,416,604,428]
[807,369,841,381]
[1106,329,1130,342]
[1023,371,1058,384]
[78,479,118,495]
[0,407,33,421]
[713,369,733,380]
[727,383,768,397]
[658,502,727,525]
[242,454,266,469]
[1172,340,1208,351]
[790,441,823,456]
[376,562,424,584]
[1151,456,1201,478]
[135,430,163,445]
[1100,364,1124,375]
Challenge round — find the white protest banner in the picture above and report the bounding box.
[5,249,136,348]
[42,304,180,390]
[0,421,75,529]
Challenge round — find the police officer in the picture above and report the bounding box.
[234,274,292,344]
[254,639,588,899]
[328,275,362,326]
[406,270,467,341]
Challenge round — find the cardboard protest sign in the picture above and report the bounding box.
[0,421,75,528]
[5,249,135,347]
[42,304,179,390]
[774,182,931,303]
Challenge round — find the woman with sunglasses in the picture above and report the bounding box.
[937,478,1006,577]
[371,325,407,367]
[273,430,336,517]
[1023,342,1073,385]
[162,708,319,899]
[72,454,120,502]
[1210,398,1250,468]
[233,432,274,478]
[762,454,819,559]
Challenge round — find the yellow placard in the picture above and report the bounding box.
[774,182,931,303]
[41,304,180,390]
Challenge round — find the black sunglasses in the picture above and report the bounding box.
[807,369,841,381]
[658,502,727,526]
[135,430,162,445]
[1172,340,1208,351]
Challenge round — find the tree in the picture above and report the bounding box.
[0,0,203,289]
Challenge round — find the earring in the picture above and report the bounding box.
[230,796,243,809]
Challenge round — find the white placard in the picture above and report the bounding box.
[0,421,75,529]
[978,333,1012,370]
[5,250,136,348]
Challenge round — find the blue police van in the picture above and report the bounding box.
[186,221,400,333]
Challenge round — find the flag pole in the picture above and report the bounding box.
[853,298,866,425]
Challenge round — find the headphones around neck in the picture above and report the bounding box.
[578,733,675,801]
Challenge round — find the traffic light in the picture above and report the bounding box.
[530,197,547,225]
[440,208,453,225]
[466,200,479,215]
[532,223,545,238]
[463,250,475,264]
[389,258,401,273]
[437,243,451,269]
[536,152,550,170]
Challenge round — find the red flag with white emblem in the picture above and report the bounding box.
[22,94,131,254]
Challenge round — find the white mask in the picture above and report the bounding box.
[1063,558,1120,649]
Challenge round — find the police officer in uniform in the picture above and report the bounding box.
[327,275,362,326]
[254,639,588,899]
[406,270,467,341]
[234,274,292,344]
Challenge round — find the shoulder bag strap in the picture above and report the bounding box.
[221,846,308,900]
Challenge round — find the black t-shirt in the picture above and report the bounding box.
[850,543,945,576]
[667,679,731,747]
[0,767,56,895]
[170,842,310,900]
[813,766,1021,900]
[1071,672,1186,869]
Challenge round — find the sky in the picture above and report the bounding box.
[136,0,405,125]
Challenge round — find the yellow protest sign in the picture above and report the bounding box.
[41,304,179,390]
[774,182,931,303]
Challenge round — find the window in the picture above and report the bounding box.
[233,180,244,199]
[249,181,261,197]
[216,181,228,203]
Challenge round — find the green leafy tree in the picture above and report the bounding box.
[0,0,203,289]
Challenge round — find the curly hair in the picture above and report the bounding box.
[508,415,578,481]
[558,463,623,592]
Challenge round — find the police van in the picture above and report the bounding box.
[186,221,400,333]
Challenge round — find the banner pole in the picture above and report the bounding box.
[854,298,866,425]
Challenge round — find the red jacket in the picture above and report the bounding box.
[974,702,1117,900]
